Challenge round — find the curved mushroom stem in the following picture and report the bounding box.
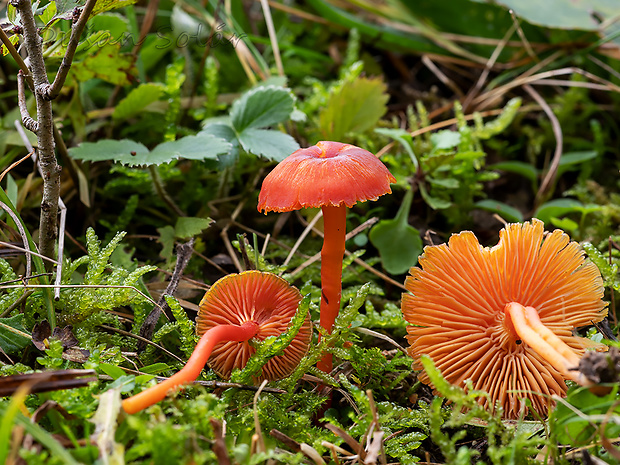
[317,205,347,373]
[122,321,259,414]
[504,302,590,385]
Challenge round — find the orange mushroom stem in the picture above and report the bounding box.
[504,302,589,386]
[316,205,347,373]
[122,321,258,414]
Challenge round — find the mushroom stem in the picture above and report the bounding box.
[317,205,347,373]
[504,302,587,384]
[122,321,259,414]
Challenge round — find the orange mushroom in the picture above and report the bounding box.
[402,219,608,418]
[258,141,395,373]
[122,271,311,414]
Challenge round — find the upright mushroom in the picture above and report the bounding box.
[402,219,608,418]
[122,271,311,414]
[258,141,396,372]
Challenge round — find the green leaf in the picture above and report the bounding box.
[490,161,539,186]
[495,0,613,30]
[556,150,599,176]
[69,135,231,166]
[69,139,149,163]
[174,217,213,239]
[99,362,126,380]
[231,85,296,132]
[375,127,418,170]
[0,315,31,354]
[474,199,524,223]
[319,76,388,140]
[71,43,135,86]
[238,128,300,162]
[0,403,80,465]
[157,225,176,260]
[91,0,139,16]
[113,83,165,121]
[533,198,583,224]
[39,1,56,25]
[419,183,451,210]
[369,190,422,274]
[430,130,461,150]
[150,133,232,162]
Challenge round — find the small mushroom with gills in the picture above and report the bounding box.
[258,141,395,373]
[122,271,311,414]
[402,219,608,419]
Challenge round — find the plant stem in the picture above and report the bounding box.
[317,205,347,373]
[14,0,60,263]
[122,321,259,414]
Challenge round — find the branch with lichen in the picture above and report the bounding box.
[6,0,96,264]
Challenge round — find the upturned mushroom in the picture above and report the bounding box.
[258,141,396,373]
[402,219,608,418]
[122,271,311,414]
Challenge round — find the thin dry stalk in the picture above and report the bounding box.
[252,380,269,455]
[260,0,284,76]
[0,149,35,183]
[0,203,33,284]
[523,84,563,206]
[281,210,323,269]
[421,55,464,98]
[462,21,517,110]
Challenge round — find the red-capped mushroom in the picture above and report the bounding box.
[402,219,608,418]
[258,141,395,372]
[122,271,311,414]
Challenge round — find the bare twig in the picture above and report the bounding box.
[43,0,98,100]
[138,239,195,352]
[0,202,32,283]
[524,84,563,207]
[16,71,39,132]
[210,419,231,465]
[0,149,34,183]
[98,325,184,363]
[0,25,34,89]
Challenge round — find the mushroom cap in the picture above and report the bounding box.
[257,141,396,213]
[402,219,607,419]
[196,271,311,381]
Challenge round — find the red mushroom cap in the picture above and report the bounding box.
[196,271,311,381]
[257,141,396,212]
[402,219,608,418]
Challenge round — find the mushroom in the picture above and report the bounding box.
[258,141,396,372]
[122,271,311,414]
[401,219,608,418]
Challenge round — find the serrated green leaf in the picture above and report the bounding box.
[319,76,388,140]
[369,189,422,275]
[150,133,232,162]
[474,199,524,223]
[113,83,164,121]
[238,128,299,162]
[70,135,230,166]
[174,217,213,239]
[69,139,149,163]
[231,85,296,132]
[0,315,31,354]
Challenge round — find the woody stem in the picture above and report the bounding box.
[122,321,258,414]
